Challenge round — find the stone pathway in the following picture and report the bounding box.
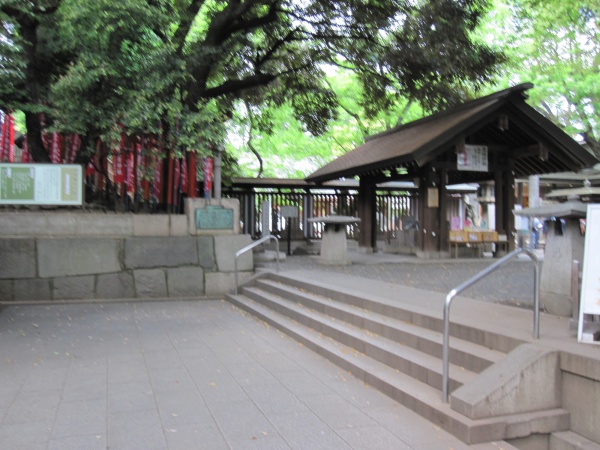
[0,299,478,450]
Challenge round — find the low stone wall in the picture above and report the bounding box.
[560,351,600,445]
[0,205,253,302]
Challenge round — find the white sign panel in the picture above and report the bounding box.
[0,163,83,206]
[578,204,600,343]
[457,145,488,172]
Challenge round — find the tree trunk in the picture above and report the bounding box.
[24,112,50,162]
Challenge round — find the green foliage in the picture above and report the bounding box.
[229,68,424,178]
[479,0,600,156]
[1,0,502,170]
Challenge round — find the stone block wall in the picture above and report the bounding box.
[0,206,253,303]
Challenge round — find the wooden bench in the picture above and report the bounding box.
[449,239,509,258]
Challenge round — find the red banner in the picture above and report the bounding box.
[181,153,188,193]
[135,140,142,191]
[113,152,125,183]
[152,155,162,200]
[8,115,14,162]
[173,155,181,202]
[188,152,197,198]
[202,156,213,198]
[0,113,14,162]
[68,134,81,163]
[0,115,6,161]
[125,150,134,193]
[50,132,61,163]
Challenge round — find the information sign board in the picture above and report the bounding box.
[457,145,488,172]
[195,205,234,230]
[0,164,83,206]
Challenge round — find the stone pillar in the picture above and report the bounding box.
[541,218,584,316]
[214,146,222,200]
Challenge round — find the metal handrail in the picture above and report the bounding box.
[234,235,280,294]
[442,247,541,402]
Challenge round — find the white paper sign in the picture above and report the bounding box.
[457,145,488,172]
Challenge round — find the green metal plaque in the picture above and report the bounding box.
[196,205,234,230]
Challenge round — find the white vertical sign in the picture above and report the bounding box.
[577,204,600,343]
[457,145,488,172]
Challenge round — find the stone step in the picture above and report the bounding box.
[550,431,600,450]
[243,285,474,392]
[266,271,524,354]
[227,291,569,445]
[255,277,505,373]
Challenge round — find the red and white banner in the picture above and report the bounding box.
[50,132,61,163]
[202,156,213,198]
[0,113,14,162]
[68,134,81,163]
[181,153,188,193]
[0,114,6,161]
[125,150,134,193]
[113,152,125,183]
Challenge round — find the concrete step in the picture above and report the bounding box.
[266,271,524,354]
[243,284,474,392]
[550,431,600,450]
[255,277,505,373]
[227,291,569,445]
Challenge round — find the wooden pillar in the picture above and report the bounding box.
[358,177,377,251]
[494,164,504,237]
[439,168,449,254]
[418,165,440,255]
[504,165,516,251]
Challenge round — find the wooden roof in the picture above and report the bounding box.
[306,84,599,184]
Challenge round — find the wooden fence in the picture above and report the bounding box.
[223,185,419,242]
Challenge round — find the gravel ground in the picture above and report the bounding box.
[260,255,539,309]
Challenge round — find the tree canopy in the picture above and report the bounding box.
[232,0,600,178]
[0,0,502,168]
[479,0,599,158]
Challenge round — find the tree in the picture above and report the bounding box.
[0,1,67,162]
[479,0,600,157]
[1,0,503,169]
[230,69,424,178]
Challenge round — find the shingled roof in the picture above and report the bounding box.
[305,84,598,184]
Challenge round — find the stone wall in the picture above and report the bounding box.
[0,199,253,302]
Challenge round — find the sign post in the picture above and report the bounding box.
[281,205,299,255]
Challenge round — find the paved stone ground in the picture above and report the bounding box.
[0,250,546,450]
[0,299,486,450]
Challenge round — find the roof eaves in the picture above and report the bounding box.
[365,83,533,143]
[510,102,599,168]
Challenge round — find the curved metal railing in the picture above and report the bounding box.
[234,235,280,294]
[442,247,541,402]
